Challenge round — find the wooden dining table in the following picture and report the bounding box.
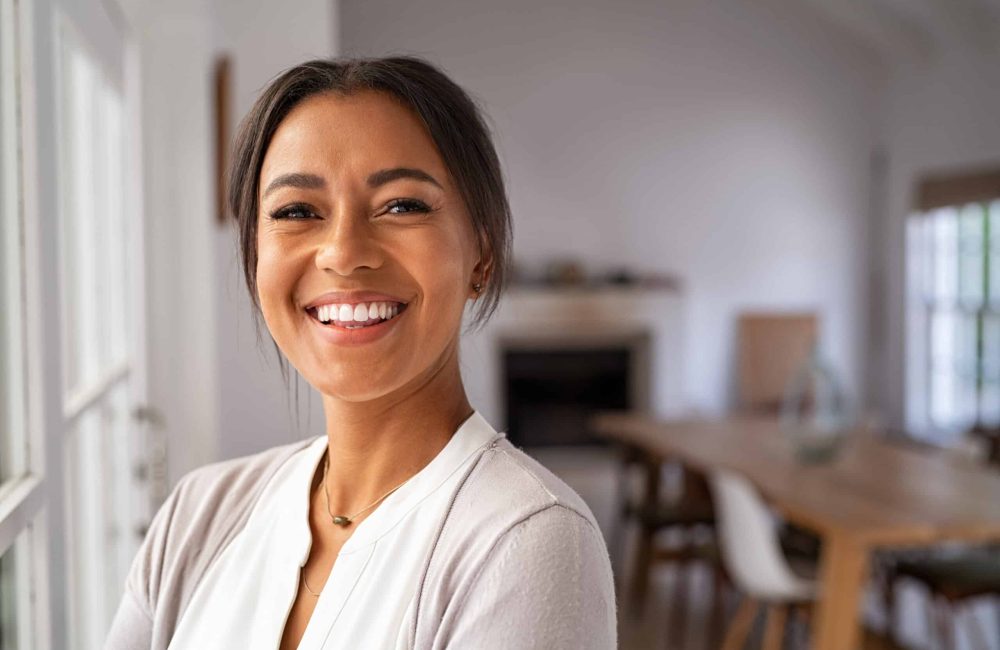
[591,412,1000,650]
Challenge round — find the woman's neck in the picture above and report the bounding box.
[318,349,473,515]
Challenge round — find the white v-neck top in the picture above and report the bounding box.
[107,409,617,650]
[167,412,501,650]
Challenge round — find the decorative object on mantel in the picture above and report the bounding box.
[780,346,852,463]
[545,258,586,285]
[510,257,681,290]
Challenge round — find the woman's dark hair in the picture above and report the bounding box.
[228,56,512,331]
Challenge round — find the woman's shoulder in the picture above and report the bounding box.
[412,437,617,648]
[457,436,602,528]
[429,434,608,570]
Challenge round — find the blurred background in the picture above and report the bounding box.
[1,0,999,648]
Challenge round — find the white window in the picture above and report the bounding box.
[55,16,150,650]
[0,0,42,647]
[1,1,152,647]
[908,199,1000,435]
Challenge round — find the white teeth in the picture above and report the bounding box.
[314,301,404,325]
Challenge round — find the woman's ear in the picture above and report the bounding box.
[475,245,496,292]
[469,236,494,298]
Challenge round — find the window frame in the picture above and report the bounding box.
[0,0,52,646]
[907,187,1000,438]
[0,0,42,552]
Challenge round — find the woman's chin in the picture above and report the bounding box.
[306,372,406,404]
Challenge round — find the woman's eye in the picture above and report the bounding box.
[385,199,431,215]
[269,204,318,220]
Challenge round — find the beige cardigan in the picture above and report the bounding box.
[103,434,618,649]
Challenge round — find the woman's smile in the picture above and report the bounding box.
[303,292,411,346]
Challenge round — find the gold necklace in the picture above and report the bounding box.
[319,452,412,527]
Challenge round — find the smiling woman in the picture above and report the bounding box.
[104,57,617,650]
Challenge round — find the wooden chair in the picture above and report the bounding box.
[738,312,825,564]
[885,548,1000,650]
[736,312,818,415]
[607,439,719,612]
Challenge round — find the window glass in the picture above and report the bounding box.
[56,23,139,647]
[0,530,32,650]
[59,38,130,402]
[919,201,1000,430]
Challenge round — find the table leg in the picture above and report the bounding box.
[812,532,869,650]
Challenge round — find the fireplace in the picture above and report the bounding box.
[459,286,683,436]
[501,332,651,448]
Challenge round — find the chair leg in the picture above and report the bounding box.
[629,459,662,615]
[666,561,689,647]
[630,524,655,614]
[762,605,788,650]
[933,597,955,650]
[882,569,898,643]
[708,566,728,649]
[721,597,759,650]
[610,459,632,588]
[791,603,812,650]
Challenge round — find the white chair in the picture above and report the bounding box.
[709,469,817,650]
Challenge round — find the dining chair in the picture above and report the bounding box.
[736,312,818,415]
[884,548,1000,650]
[970,423,1000,467]
[737,312,825,565]
[608,440,720,613]
[709,469,816,650]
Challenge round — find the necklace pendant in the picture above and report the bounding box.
[331,515,351,526]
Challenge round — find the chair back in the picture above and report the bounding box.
[709,469,809,600]
[737,312,817,414]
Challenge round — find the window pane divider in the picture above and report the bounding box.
[0,473,43,555]
[63,360,129,420]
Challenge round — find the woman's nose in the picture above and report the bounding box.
[313,210,384,276]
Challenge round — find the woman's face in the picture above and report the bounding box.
[256,91,482,402]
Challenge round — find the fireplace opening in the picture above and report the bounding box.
[502,345,640,447]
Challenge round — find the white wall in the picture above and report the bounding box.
[209,0,336,459]
[882,41,1000,432]
[341,0,883,415]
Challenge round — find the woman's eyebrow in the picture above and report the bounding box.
[367,167,443,189]
[262,172,326,198]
